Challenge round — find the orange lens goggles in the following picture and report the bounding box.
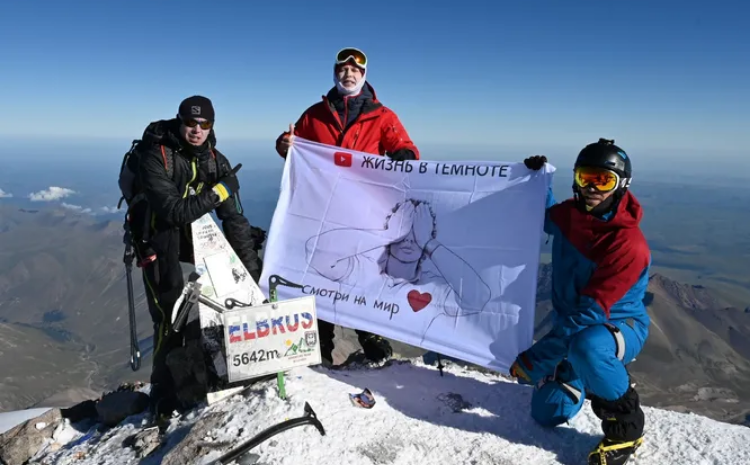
[336,47,367,68]
[574,166,619,192]
[183,118,213,130]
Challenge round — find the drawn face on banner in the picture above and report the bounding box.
[379,199,438,280]
[390,228,423,262]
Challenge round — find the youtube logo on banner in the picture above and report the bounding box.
[333,151,352,168]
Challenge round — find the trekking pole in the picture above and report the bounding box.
[123,222,141,371]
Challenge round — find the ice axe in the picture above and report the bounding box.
[122,222,141,371]
[210,402,325,465]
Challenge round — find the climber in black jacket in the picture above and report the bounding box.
[129,95,264,416]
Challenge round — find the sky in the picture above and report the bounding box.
[0,0,748,162]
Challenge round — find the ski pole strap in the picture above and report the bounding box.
[603,323,626,361]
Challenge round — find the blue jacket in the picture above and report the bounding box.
[518,188,652,383]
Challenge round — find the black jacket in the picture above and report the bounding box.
[136,118,263,281]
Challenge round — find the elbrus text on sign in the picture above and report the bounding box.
[222,295,322,383]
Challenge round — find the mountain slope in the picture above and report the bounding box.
[0,322,94,412]
[0,205,154,412]
[13,359,750,465]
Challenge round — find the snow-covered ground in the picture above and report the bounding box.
[10,358,750,464]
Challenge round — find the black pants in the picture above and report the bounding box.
[318,319,377,359]
[138,249,186,398]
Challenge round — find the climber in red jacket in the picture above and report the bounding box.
[275,47,419,161]
[275,47,420,366]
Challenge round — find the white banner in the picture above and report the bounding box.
[260,138,555,372]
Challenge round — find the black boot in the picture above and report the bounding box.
[318,320,335,366]
[166,338,209,409]
[148,329,182,419]
[320,348,334,367]
[359,333,393,363]
[588,386,645,465]
[149,381,180,418]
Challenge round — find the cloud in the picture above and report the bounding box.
[57,204,121,217]
[61,203,93,214]
[29,186,76,202]
[0,188,12,198]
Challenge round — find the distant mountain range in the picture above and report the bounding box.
[0,204,748,427]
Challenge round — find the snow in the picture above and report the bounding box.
[14,358,750,465]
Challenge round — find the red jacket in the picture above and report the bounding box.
[276,83,420,160]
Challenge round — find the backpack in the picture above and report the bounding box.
[117,140,170,261]
[116,139,266,257]
[117,139,174,211]
[117,140,215,252]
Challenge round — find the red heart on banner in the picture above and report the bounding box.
[407,290,432,312]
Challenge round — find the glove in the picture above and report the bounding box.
[524,155,547,171]
[212,164,242,203]
[509,352,534,384]
[388,149,417,161]
[250,226,267,252]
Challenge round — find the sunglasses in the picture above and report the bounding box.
[181,118,213,130]
[336,47,367,68]
[574,166,623,192]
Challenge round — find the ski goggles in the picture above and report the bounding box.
[181,118,213,130]
[574,166,620,192]
[336,47,367,69]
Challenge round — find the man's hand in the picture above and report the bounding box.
[413,202,434,249]
[276,123,295,157]
[524,155,547,171]
[213,164,242,203]
[384,201,415,242]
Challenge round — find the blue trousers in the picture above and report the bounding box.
[530,319,648,427]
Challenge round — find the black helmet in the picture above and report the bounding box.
[572,138,632,215]
[574,138,632,181]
